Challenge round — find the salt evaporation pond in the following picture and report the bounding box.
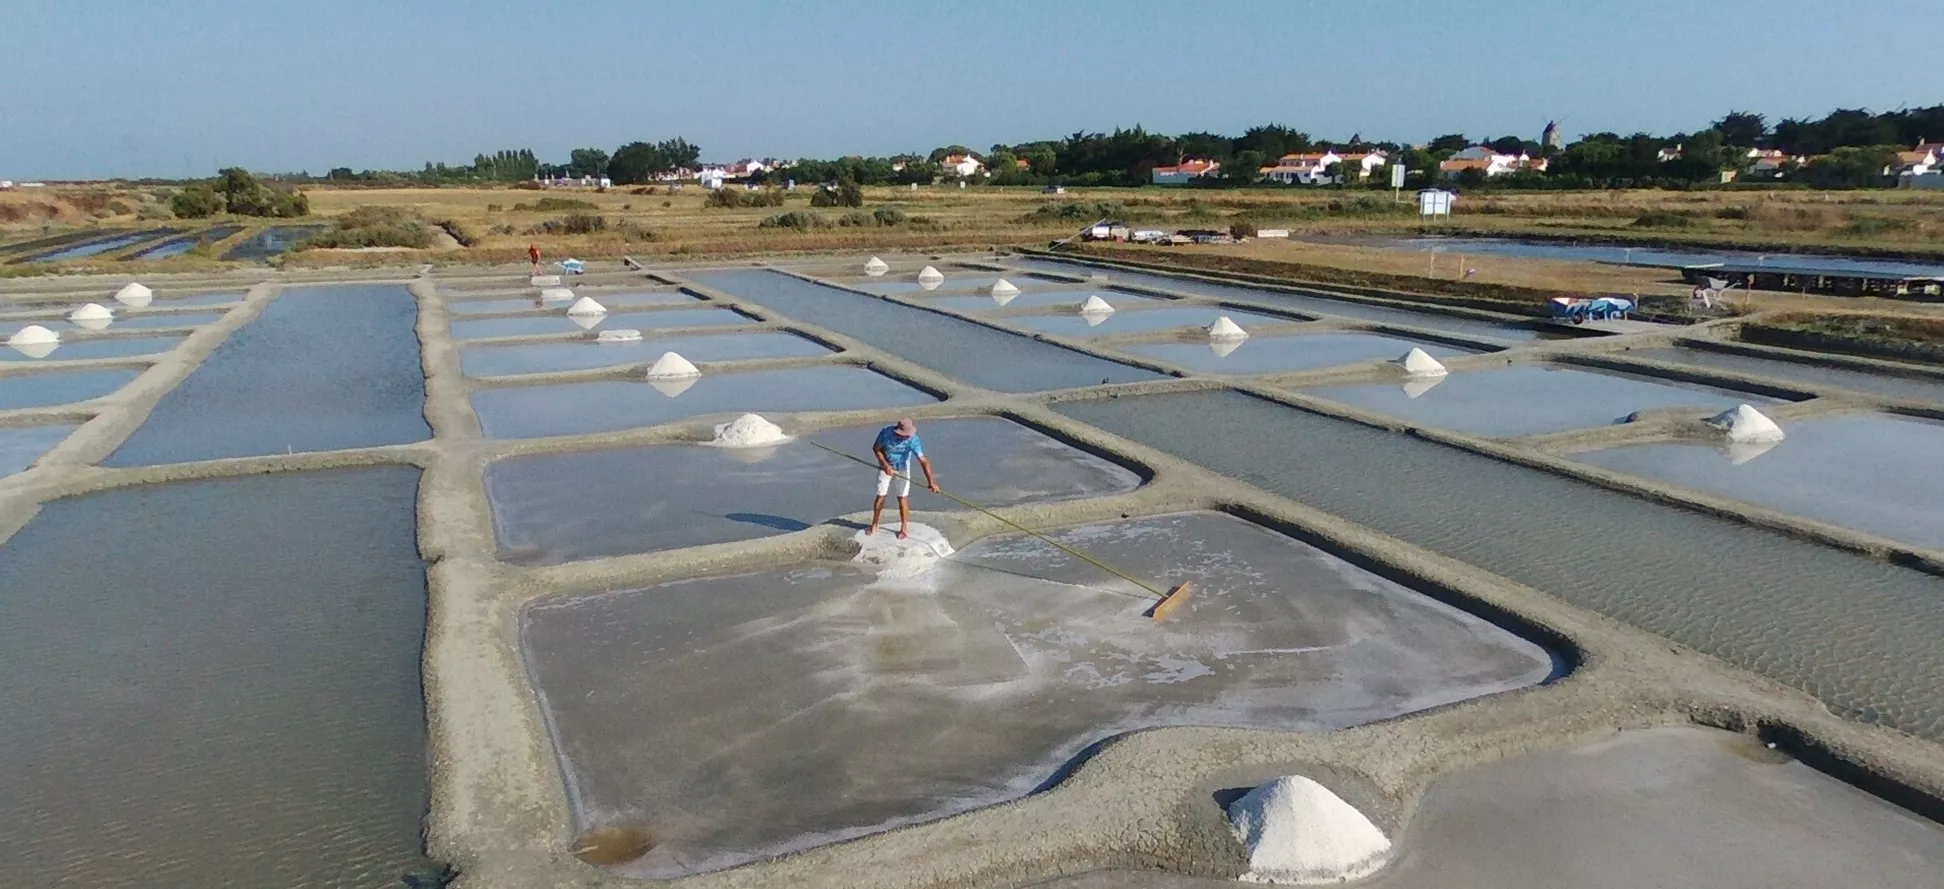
[445,290,699,315]
[1010,305,1305,339]
[1035,726,1944,889]
[0,468,435,888]
[1578,412,1944,550]
[690,269,1164,392]
[0,334,185,362]
[1004,257,1542,342]
[520,511,1552,878]
[1348,235,1944,279]
[0,424,76,477]
[221,225,325,261]
[1625,345,1944,405]
[1306,363,1782,437]
[1056,389,1944,742]
[0,367,141,410]
[450,307,751,340]
[858,274,1009,294]
[22,229,168,263]
[921,288,1176,313]
[105,285,429,465]
[127,225,244,260]
[487,417,1141,563]
[108,310,228,329]
[470,364,935,439]
[1122,332,1480,375]
[460,331,832,377]
[149,291,248,307]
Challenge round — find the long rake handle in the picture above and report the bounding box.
[804,439,1165,600]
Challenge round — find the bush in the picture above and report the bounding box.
[706,188,786,208]
[810,179,864,208]
[485,203,503,212]
[511,197,596,212]
[170,186,225,219]
[1632,211,1696,228]
[1842,216,1910,236]
[872,206,908,226]
[616,220,658,242]
[527,213,607,235]
[758,211,828,230]
[837,211,874,227]
[1022,200,1125,222]
[301,205,434,249]
[1229,221,1258,239]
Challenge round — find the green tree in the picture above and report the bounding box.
[1798,146,1900,188]
[1427,133,1470,153]
[1226,150,1265,185]
[607,142,665,184]
[656,137,701,171]
[170,185,224,218]
[567,148,610,178]
[1714,111,1767,148]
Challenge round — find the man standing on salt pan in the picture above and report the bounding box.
[868,417,939,539]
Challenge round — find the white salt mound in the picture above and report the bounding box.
[9,340,59,359]
[708,413,793,448]
[1392,347,1448,378]
[851,523,954,579]
[1228,775,1391,885]
[916,265,944,283]
[864,256,890,277]
[991,290,1018,307]
[1207,316,1249,340]
[531,274,562,286]
[1208,339,1244,359]
[8,324,60,346]
[1709,404,1785,443]
[648,377,697,398]
[595,328,642,343]
[990,278,1020,297]
[566,296,607,316]
[645,351,701,379]
[1079,295,1115,315]
[539,286,576,302]
[69,303,114,322]
[1401,375,1445,399]
[1082,311,1112,327]
[113,282,153,306]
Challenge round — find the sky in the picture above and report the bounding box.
[3,0,1939,180]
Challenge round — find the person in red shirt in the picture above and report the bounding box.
[528,244,542,275]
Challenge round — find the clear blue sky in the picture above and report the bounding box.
[4,0,1937,180]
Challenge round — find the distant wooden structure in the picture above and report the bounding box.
[1681,262,1943,300]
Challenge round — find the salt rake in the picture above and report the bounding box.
[803,439,1195,620]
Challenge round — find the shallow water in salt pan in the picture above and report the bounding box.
[469,364,936,439]
[1122,332,1479,375]
[487,417,1141,563]
[920,288,1174,313]
[0,367,140,409]
[1306,363,1782,436]
[0,424,77,476]
[451,307,752,340]
[521,511,1551,878]
[1577,412,1944,550]
[0,334,185,362]
[460,331,832,377]
[1010,305,1304,339]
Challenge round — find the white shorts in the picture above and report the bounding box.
[875,468,912,498]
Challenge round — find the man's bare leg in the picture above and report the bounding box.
[867,495,886,535]
[897,496,911,539]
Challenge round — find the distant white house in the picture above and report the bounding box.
[1151,159,1221,184]
[942,153,984,177]
[1439,146,1545,178]
[1260,150,1386,185]
[1892,146,1939,178]
[725,159,768,178]
[0,180,13,191]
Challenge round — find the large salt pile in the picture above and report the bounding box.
[1228,775,1391,885]
[69,303,115,330]
[916,265,944,283]
[8,324,60,347]
[645,351,701,379]
[990,278,1020,298]
[114,282,153,307]
[1078,295,1115,315]
[864,256,889,277]
[566,296,607,316]
[1391,347,1448,378]
[595,328,643,343]
[539,286,576,302]
[706,413,793,448]
[851,523,954,579]
[1708,404,1785,443]
[1207,316,1249,340]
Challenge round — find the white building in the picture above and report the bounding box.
[942,153,984,177]
[1259,150,1386,185]
[1438,146,1546,178]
